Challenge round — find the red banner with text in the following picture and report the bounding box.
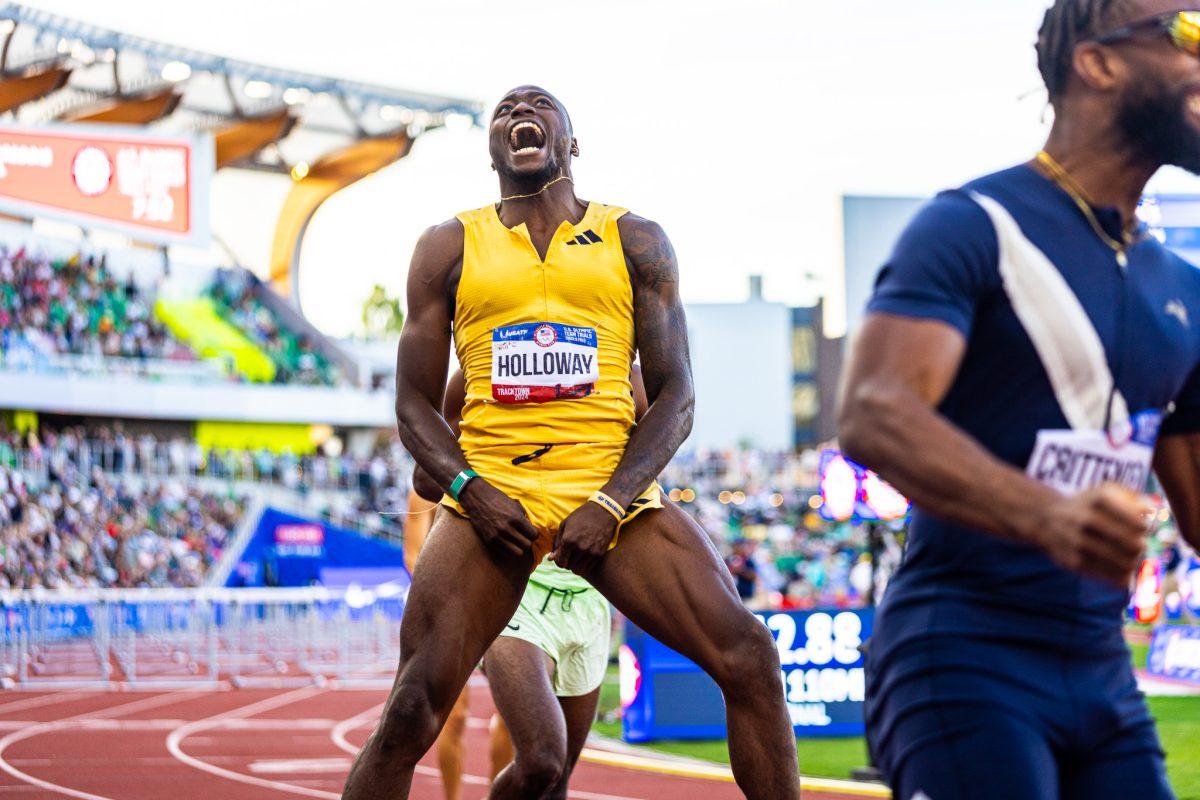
[0,123,212,245]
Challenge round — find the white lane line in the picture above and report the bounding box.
[249,758,353,774]
[165,687,340,799]
[0,692,97,715]
[0,718,341,732]
[330,704,643,800]
[0,691,208,800]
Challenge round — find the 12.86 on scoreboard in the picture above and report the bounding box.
[753,608,874,735]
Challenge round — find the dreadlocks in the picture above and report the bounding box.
[1036,0,1134,103]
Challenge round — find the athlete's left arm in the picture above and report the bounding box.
[550,215,694,575]
[1154,435,1200,551]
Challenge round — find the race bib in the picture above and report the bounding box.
[1025,411,1161,496]
[491,322,599,404]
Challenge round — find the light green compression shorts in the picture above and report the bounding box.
[497,574,611,697]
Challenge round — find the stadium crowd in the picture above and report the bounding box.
[0,249,194,366]
[2,427,886,597]
[1,425,411,502]
[210,270,341,386]
[0,460,245,590]
[0,249,347,388]
[2,422,1194,609]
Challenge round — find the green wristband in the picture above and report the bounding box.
[449,469,479,502]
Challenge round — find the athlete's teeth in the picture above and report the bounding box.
[509,121,543,151]
[1190,95,1200,116]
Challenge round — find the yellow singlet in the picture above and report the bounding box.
[441,201,661,562]
[454,201,636,454]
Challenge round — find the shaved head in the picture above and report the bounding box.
[497,85,573,134]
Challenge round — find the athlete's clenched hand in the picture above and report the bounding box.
[458,479,538,557]
[550,502,619,576]
[1031,483,1154,587]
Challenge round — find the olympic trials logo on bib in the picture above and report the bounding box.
[491,321,599,404]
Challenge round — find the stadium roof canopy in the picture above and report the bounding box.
[0,2,484,174]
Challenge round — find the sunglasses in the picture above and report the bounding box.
[1090,10,1200,57]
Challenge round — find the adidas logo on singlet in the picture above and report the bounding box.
[566,229,603,246]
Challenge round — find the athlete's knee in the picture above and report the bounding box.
[374,680,442,760]
[513,742,566,792]
[712,616,779,694]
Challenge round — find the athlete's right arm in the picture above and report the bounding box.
[839,315,1149,586]
[411,369,467,504]
[396,222,538,557]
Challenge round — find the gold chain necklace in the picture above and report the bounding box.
[1035,151,1132,268]
[499,173,573,202]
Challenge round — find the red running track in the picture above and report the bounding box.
[0,684,882,799]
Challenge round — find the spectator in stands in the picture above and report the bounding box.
[726,539,760,603]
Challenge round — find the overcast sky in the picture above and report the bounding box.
[29,0,1200,336]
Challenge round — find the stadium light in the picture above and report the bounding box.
[381,105,416,125]
[244,80,273,99]
[282,87,310,105]
[160,61,191,82]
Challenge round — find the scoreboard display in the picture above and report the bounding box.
[620,607,874,742]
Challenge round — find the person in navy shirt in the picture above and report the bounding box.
[839,1,1200,798]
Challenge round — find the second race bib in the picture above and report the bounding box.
[1025,411,1162,496]
[491,322,599,404]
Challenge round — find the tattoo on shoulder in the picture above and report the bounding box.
[624,219,678,290]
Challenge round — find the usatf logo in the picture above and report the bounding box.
[533,324,557,347]
[566,229,602,246]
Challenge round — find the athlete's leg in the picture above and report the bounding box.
[435,688,470,800]
[402,488,436,576]
[488,713,514,780]
[343,511,533,800]
[588,503,800,800]
[1061,741,1174,800]
[1061,653,1174,800]
[886,705,1059,800]
[545,689,602,800]
[483,637,566,800]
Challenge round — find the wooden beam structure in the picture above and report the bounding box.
[0,64,71,113]
[62,87,181,124]
[214,109,297,168]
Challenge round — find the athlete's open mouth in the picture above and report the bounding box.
[508,120,546,155]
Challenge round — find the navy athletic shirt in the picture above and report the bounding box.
[866,164,1200,655]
